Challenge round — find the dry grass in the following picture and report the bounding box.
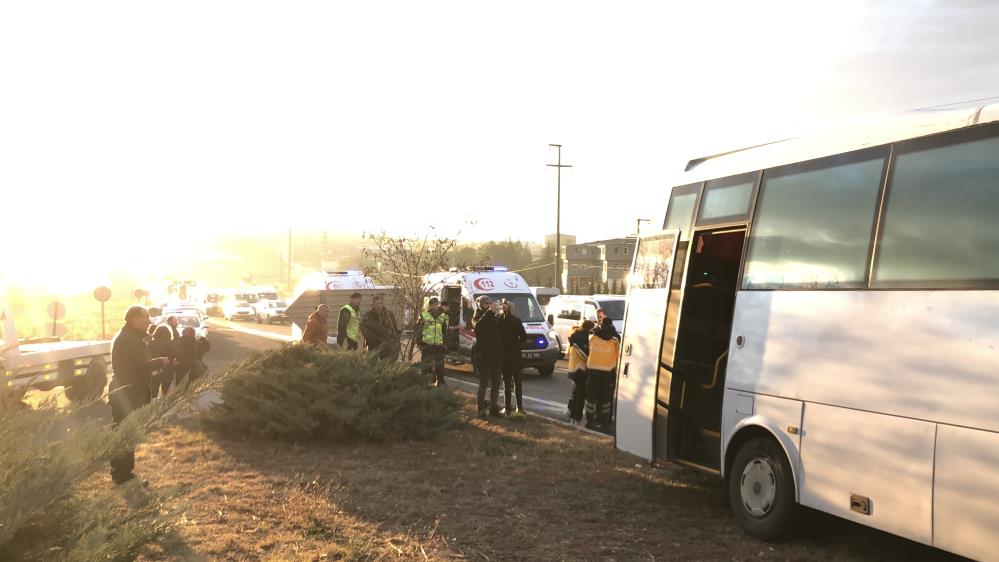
[111,397,957,562]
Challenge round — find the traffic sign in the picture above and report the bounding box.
[94,286,112,302]
[47,301,66,320]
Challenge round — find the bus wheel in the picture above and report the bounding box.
[728,436,797,539]
[537,364,555,377]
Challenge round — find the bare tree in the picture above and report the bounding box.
[362,230,459,361]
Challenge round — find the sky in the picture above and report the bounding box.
[2,1,999,292]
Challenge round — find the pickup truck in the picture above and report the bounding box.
[2,300,111,401]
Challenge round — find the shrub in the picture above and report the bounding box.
[0,353,257,561]
[203,345,463,442]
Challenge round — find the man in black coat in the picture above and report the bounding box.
[498,299,528,417]
[109,306,168,485]
[361,295,400,360]
[472,296,503,417]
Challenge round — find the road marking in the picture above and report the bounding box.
[209,319,297,343]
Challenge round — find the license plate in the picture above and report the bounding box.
[524,352,541,360]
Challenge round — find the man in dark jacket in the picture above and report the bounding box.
[498,299,527,417]
[109,306,168,485]
[361,295,400,360]
[174,327,200,382]
[472,296,503,417]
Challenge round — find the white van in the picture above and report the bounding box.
[546,294,626,353]
[424,266,560,376]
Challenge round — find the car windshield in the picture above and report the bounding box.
[259,292,278,301]
[596,299,626,321]
[177,316,201,328]
[479,293,545,323]
[235,293,259,303]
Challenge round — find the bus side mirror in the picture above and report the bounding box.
[547,314,554,325]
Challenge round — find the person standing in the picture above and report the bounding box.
[302,304,330,346]
[416,297,447,386]
[109,306,168,485]
[338,293,362,350]
[166,315,182,340]
[173,326,199,383]
[498,299,527,418]
[566,319,595,425]
[472,296,503,417]
[148,324,176,397]
[585,316,621,433]
[361,294,401,360]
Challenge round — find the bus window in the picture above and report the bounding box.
[742,146,888,290]
[664,183,700,241]
[697,172,756,225]
[873,125,999,287]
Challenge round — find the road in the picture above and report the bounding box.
[208,317,575,420]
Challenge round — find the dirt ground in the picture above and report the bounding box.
[114,399,960,561]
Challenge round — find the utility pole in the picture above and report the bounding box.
[547,144,572,294]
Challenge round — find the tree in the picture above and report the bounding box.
[362,230,460,361]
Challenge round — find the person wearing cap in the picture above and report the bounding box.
[109,306,170,485]
[302,304,330,346]
[416,297,448,386]
[338,293,363,350]
[472,295,503,417]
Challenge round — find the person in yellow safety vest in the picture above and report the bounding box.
[416,297,448,386]
[585,316,621,433]
[566,319,595,426]
[337,293,362,350]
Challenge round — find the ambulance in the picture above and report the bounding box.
[423,266,560,376]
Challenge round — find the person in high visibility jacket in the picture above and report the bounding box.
[566,319,595,426]
[585,316,620,433]
[337,293,363,350]
[417,297,448,386]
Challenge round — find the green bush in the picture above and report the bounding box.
[0,354,256,561]
[204,345,463,442]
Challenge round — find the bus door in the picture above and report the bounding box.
[668,228,746,471]
[443,285,461,352]
[615,229,680,461]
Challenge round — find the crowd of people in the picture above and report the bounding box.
[108,307,210,485]
[298,292,622,430]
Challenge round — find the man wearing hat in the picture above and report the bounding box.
[472,295,503,417]
[416,297,448,386]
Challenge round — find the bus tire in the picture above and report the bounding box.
[728,436,797,540]
[537,364,555,377]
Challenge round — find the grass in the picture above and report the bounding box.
[113,395,960,562]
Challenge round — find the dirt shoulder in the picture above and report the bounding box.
[118,399,955,561]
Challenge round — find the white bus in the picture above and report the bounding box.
[615,102,999,561]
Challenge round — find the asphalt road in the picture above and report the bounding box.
[207,318,576,420]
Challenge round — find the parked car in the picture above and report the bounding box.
[224,301,256,322]
[546,294,626,352]
[255,300,289,324]
[174,313,209,339]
